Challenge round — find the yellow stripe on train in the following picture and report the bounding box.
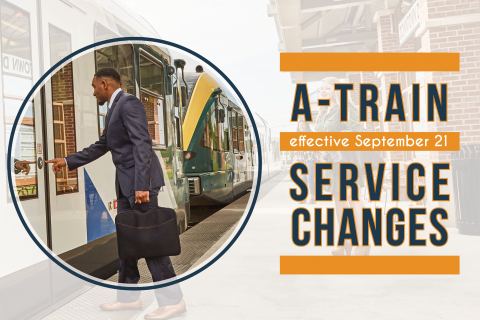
[182,73,222,149]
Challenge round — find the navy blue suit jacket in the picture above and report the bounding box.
[65,90,165,197]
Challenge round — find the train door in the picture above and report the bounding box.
[137,49,180,215]
[2,0,49,245]
[43,59,89,254]
[242,120,250,181]
[244,122,254,181]
[172,73,186,185]
[231,110,247,194]
[230,110,239,190]
[12,92,49,245]
[172,74,185,189]
[172,72,188,230]
[220,96,234,201]
[238,113,247,185]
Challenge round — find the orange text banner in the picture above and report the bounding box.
[280,256,460,275]
[280,53,460,72]
[280,132,460,151]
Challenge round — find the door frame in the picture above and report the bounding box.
[39,86,53,249]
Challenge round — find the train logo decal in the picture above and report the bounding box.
[84,169,116,242]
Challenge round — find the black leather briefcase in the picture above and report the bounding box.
[115,206,181,259]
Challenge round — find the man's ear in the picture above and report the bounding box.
[102,79,108,90]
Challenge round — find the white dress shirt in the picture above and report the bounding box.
[107,88,122,116]
[65,88,122,168]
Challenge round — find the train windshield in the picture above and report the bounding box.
[183,73,201,98]
[181,73,202,118]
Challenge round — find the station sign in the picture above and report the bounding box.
[398,1,420,46]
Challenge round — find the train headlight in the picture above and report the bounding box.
[184,151,197,161]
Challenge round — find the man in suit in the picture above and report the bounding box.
[46,68,185,319]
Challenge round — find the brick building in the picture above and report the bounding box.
[269,0,480,162]
[269,0,480,224]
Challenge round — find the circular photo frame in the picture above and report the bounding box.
[8,37,262,290]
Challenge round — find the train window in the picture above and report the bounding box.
[96,44,135,135]
[141,92,166,147]
[175,117,181,147]
[223,127,229,151]
[200,103,219,151]
[216,108,224,151]
[94,21,120,42]
[222,109,229,151]
[13,101,38,201]
[231,111,238,153]
[139,52,167,148]
[238,114,245,152]
[183,73,202,118]
[49,24,71,67]
[51,63,79,195]
[0,2,31,63]
[220,96,229,151]
[139,54,164,96]
[210,110,218,150]
[200,122,209,149]
[200,99,227,152]
[249,125,255,166]
[1,2,37,201]
[96,45,135,94]
[114,18,140,38]
[174,107,181,148]
[244,124,253,157]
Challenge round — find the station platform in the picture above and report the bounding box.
[41,170,480,320]
[42,192,251,320]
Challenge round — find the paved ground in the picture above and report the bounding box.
[42,193,251,320]
[159,171,480,320]
[42,171,480,319]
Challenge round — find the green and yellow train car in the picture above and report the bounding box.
[182,72,255,206]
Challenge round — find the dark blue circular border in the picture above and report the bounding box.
[7,37,262,290]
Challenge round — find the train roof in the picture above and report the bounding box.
[94,0,160,37]
[92,0,171,56]
[252,113,268,128]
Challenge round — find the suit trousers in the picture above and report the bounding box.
[116,189,183,306]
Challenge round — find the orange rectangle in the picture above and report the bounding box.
[280,132,460,151]
[280,256,460,275]
[280,53,460,72]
